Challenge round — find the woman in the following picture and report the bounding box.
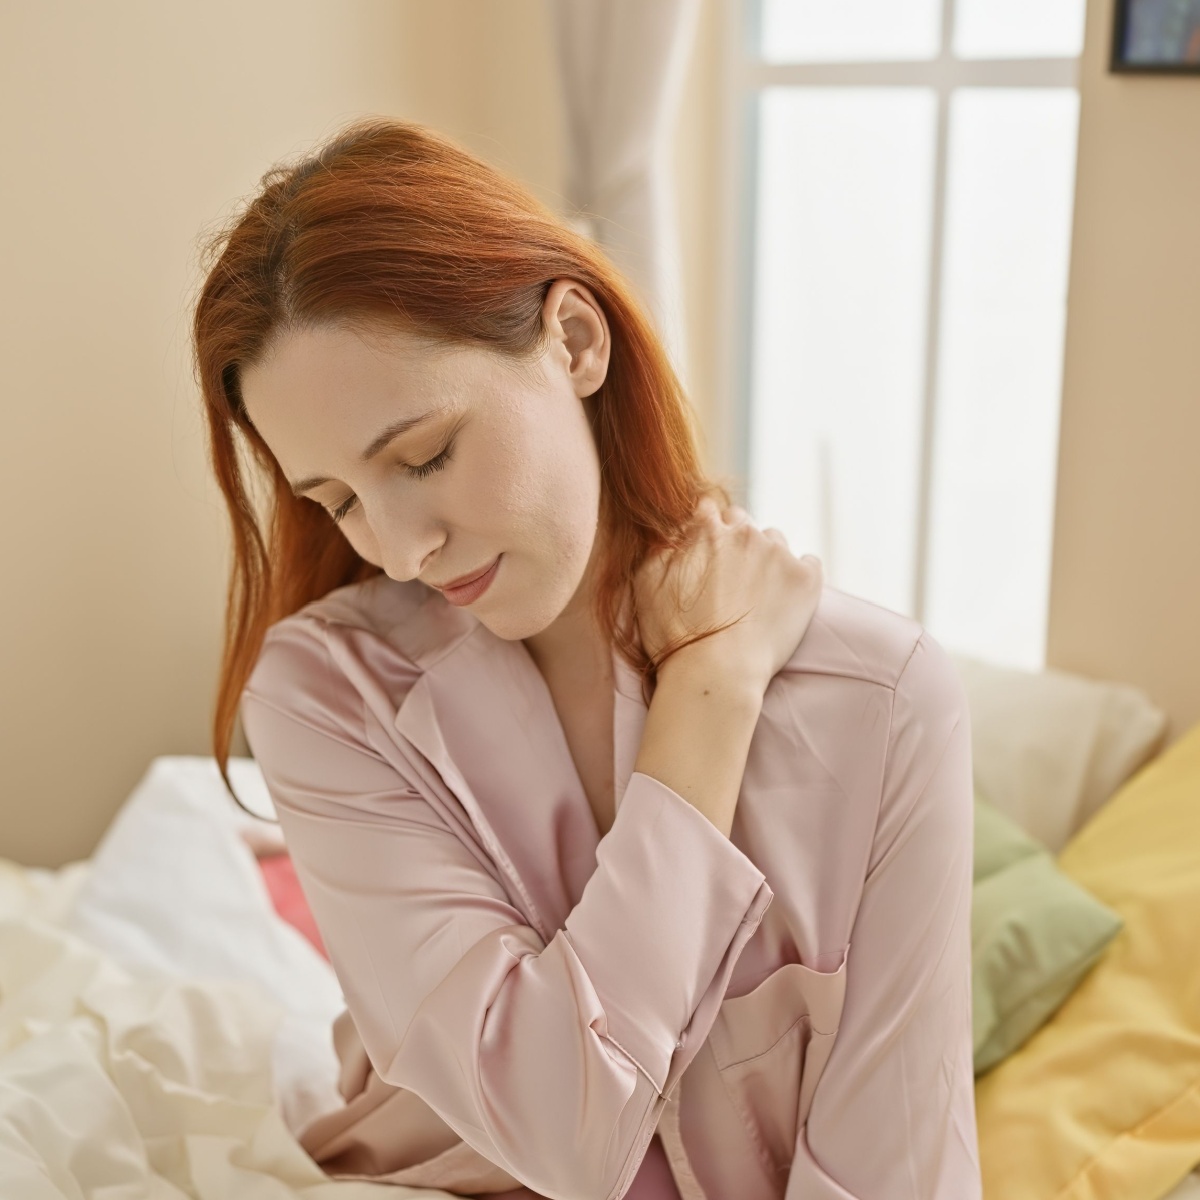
[193,118,981,1200]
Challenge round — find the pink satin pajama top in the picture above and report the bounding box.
[240,573,982,1199]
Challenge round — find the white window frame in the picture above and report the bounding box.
[714,0,1081,629]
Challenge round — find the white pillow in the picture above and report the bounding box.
[60,755,346,1135]
[949,651,1168,853]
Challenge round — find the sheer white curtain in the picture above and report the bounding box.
[546,0,700,376]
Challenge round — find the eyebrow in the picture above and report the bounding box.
[288,410,441,496]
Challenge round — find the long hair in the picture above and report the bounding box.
[192,117,735,813]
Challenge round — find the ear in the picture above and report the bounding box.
[541,278,611,399]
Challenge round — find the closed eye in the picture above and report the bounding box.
[325,440,455,526]
[328,494,358,524]
[406,444,453,480]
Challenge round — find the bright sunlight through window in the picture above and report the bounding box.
[737,0,1084,670]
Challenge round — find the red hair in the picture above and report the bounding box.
[192,117,735,810]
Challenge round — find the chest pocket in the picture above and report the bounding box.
[708,945,849,1180]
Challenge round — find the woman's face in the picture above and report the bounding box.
[238,278,611,645]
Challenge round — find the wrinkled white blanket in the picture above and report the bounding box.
[0,912,388,1199]
[0,757,456,1199]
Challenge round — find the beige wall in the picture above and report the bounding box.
[1046,0,1200,746]
[391,1,567,214]
[1,1,412,867]
[3,0,1196,867]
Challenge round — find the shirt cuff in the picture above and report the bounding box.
[562,770,775,1096]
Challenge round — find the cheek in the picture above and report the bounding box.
[527,428,603,554]
[514,431,598,532]
[467,424,550,524]
[341,520,383,568]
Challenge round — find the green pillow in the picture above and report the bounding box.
[972,786,1123,1075]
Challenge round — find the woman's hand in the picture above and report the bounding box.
[632,495,823,694]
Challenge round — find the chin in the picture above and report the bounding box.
[479,601,566,643]
[477,556,589,643]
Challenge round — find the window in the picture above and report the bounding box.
[721,0,1084,669]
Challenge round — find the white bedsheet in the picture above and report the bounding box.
[58,756,346,1137]
[0,756,453,1199]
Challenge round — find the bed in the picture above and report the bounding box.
[1,652,1198,1199]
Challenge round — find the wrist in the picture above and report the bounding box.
[655,646,768,706]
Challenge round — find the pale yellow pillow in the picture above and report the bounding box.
[974,719,1200,1200]
[949,651,1168,853]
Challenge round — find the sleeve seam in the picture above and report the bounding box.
[878,630,926,813]
[240,687,392,765]
[866,712,965,888]
[866,630,948,890]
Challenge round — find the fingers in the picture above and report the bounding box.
[696,495,754,528]
[755,523,816,562]
[761,526,822,574]
[694,499,815,564]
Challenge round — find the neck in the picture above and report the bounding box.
[523,587,608,681]
[523,526,613,683]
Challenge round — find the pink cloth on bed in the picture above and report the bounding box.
[257,852,328,961]
[241,574,981,1199]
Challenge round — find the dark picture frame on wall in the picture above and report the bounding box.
[1111,0,1200,72]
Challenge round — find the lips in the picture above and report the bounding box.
[436,555,501,607]
[436,558,498,591]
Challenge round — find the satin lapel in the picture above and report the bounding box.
[393,607,613,944]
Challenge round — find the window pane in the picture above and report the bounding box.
[926,89,1080,669]
[747,89,937,617]
[760,0,942,62]
[953,0,1087,58]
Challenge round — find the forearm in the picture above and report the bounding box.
[632,655,765,839]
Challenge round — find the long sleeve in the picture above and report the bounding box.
[785,630,982,1199]
[240,621,774,1200]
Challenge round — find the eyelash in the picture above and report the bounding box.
[327,442,454,525]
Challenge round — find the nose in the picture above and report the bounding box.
[371,514,444,586]
[380,541,443,586]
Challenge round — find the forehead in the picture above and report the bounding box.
[241,321,458,414]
